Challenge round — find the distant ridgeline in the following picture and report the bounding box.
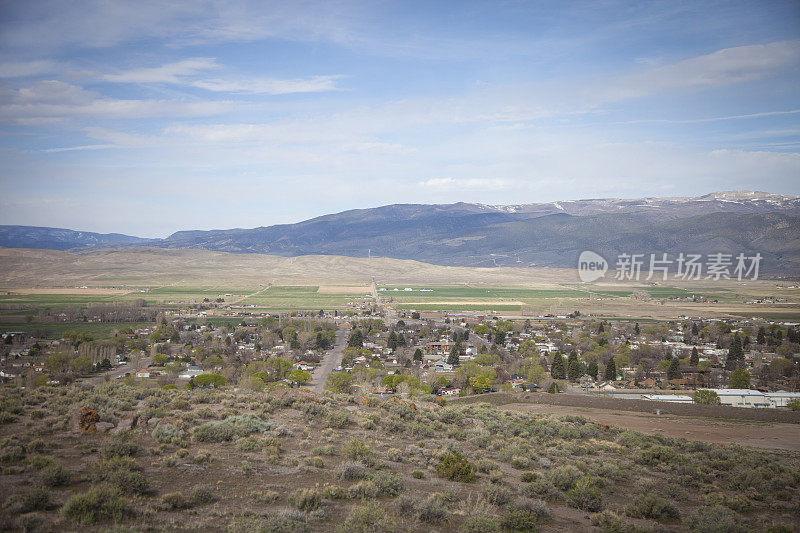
[2,191,798,274]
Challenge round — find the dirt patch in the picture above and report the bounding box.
[3,287,132,295]
[502,402,800,452]
[316,286,371,294]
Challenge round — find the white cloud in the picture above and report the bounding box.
[102,58,219,83]
[604,41,800,100]
[191,75,342,94]
[0,80,235,122]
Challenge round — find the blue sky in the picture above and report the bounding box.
[0,0,798,237]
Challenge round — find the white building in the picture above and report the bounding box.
[699,389,771,408]
[764,392,800,408]
[642,394,694,404]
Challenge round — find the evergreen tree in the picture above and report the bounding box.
[726,335,743,370]
[447,342,461,366]
[690,346,699,367]
[586,361,598,380]
[757,326,766,345]
[550,353,566,380]
[634,323,640,335]
[567,359,581,381]
[387,331,398,350]
[347,329,363,348]
[598,323,605,334]
[667,357,681,380]
[691,322,699,335]
[604,357,616,381]
[494,330,506,345]
[413,348,423,362]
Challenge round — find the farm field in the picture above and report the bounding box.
[0,321,156,339]
[238,286,371,310]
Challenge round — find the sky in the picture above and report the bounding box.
[0,0,799,237]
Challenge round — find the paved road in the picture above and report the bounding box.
[311,325,349,393]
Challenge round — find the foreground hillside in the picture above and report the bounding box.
[1,383,798,532]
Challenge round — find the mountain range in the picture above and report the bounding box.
[2,191,799,274]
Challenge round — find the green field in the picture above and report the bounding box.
[396,304,523,311]
[0,321,156,339]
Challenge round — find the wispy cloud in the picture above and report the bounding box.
[602,41,800,100]
[191,75,343,95]
[102,58,219,83]
[0,80,235,122]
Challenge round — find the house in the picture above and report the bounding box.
[135,370,151,378]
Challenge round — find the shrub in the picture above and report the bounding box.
[415,494,448,523]
[60,485,131,525]
[5,487,52,513]
[591,510,642,533]
[338,501,391,532]
[325,409,350,428]
[348,480,379,499]
[189,484,216,505]
[625,493,680,521]
[1,438,26,462]
[372,471,405,496]
[501,498,549,531]
[344,438,371,461]
[304,456,324,468]
[566,477,603,512]
[158,492,190,510]
[522,479,560,501]
[236,437,262,451]
[101,433,138,458]
[91,456,148,494]
[250,490,280,503]
[548,464,582,491]
[635,445,684,467]
[787,398,800,411]
[336,460,368,481]
[483,485,513,506]
[435,452,476,483]
[323,484,347,500]
[193,415,274,442]
[520,471,538,483]
[461,515,499,532]
[386,448,403,462]
[152,423,184,444]
[705,492,753,513]
[411,470,424,479]
[686,505,746,533]
[289,488,322,511]
[40,461,70,486]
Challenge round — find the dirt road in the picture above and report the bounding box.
[311,325,349,393]
[502,403,800,452]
